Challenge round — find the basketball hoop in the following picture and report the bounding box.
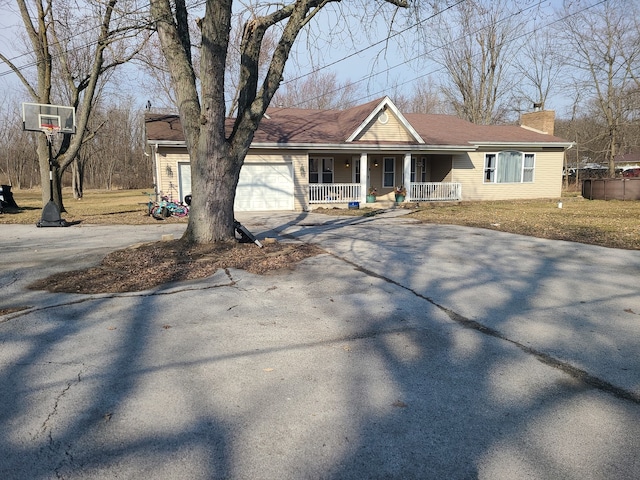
[21,102,75,227]
[40,124,61,143]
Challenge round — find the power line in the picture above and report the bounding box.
[0,0,612,115]
[278,0,466,88]
[0,0,208,79]
[276,0,609,112]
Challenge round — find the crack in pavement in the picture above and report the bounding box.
[39,369,83,439]
[268,214,640,406]
[1,271,238,324]
[328,250,640,406]
[33,368,86,479]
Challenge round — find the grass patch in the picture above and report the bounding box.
[319,196,640,250]
[0,188,188,226]
[3,189,639,250]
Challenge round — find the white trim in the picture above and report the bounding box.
[152,144,161,200]
[250,142,469,152]
[146,140,186,146]
[403,153,412,198]
[483,151,536,184]
[471,141,574,149]
[148,139,573,152]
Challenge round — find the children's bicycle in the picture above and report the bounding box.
[143,192,189,219]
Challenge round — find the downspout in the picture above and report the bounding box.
[153,143,160,202]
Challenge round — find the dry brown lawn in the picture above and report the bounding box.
[2,188,638,296]
[318,194,640,251]
[0,188,187,226]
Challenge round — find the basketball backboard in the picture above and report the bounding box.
[22,102,76,134]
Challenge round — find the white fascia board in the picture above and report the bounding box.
[147,139,476,152]
[345,96,425,144]
[250,142,470,152]
[146,140,186,147]
[471,141,575,149]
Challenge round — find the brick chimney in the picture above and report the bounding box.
[520,105,555,135]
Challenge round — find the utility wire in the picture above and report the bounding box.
[276,0,609,111]
[0,0,611,114]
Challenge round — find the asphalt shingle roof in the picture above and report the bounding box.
[145,97,568,146]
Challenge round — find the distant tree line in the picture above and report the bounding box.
[0,97,152,192]
[1,0,639,196]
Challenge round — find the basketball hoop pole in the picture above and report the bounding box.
[36,128,67,227]
[46,132,54,203]
[21,102,75,227]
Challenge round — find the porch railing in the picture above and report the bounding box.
[309,183,361,204]
[410,182,461,201]
[308,182,461,204]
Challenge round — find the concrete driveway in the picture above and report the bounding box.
[1,212,640,479]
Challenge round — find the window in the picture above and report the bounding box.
[484,151,535,183]
[484,154,496,182]
[383,157,395,187]
[523,154,535,182]
[309,157,334,184]
[410,157,416,182]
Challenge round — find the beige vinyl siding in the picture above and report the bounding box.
[357,111,414,143]
[156,148,189,198]
[430,155,453,182]
[332,155,355,184]
[453,149,564,201]
[155,147,306,211]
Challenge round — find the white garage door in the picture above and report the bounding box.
[176,162,294,211]
[236,163,294,211]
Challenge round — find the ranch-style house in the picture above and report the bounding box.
[145,96,572,211]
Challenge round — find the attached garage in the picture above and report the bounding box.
[235,162,294,211]
[147,96,572,212]
[174,160,294,211]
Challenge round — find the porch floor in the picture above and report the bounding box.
[311,199,414,211]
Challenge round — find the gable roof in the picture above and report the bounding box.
[345,96,424,143]
[146,97,572,150]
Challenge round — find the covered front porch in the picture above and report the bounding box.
[307,152,462,208]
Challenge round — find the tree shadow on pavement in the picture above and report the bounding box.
[1,213,640,478]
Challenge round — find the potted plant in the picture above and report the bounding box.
[394,185,406,203]
[366,187,377,203]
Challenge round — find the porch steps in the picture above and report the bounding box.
[364,200,411,209]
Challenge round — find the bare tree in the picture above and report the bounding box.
[512,27,564,112]
[271,71,358,110]
[422,0,527,124]
[137,8,280,118]
[137,25,188,113]
[559,0,640,176]
[70,98,151,191]
[149,0,410,244]
[391,77,448,114]
[0,97,39,188]
[0,0,151,211]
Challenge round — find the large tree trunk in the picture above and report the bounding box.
[150,0,408,245]
[184,141,240,243]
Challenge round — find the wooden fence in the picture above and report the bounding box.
[582,178,640,200]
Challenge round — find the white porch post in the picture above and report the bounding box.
[360,152,368,203]
[403,152,412,200]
